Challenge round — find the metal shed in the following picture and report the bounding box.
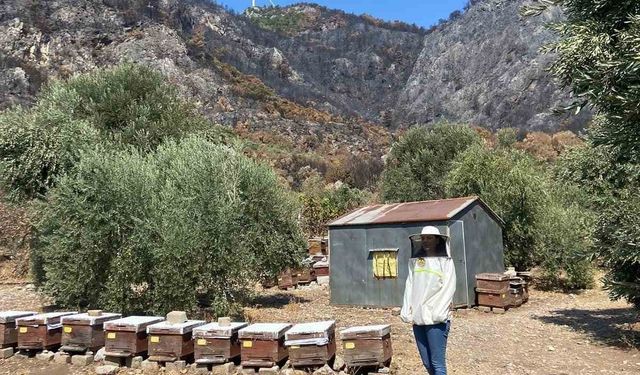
[326,196,505,308]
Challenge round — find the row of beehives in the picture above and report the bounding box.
[0,310,391,370]
[475,273,529,312]
[276,255,330,290]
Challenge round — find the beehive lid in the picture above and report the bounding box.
[193,322,248,338]
[16,311,77,326]
[147,320,206,334]
[238,323,292,340]
[285,321,335,346]
[475,273,510,281]
[0,311,37,324]
[104,316,165,332]
[339,324,391,340]
[313,261,329,268]
[61,312,122,326]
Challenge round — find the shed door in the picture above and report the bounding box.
[449,221,470,307]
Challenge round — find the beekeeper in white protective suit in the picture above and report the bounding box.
[401,226,456,375]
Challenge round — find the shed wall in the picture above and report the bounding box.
[454,202,505,305]
[330,222,447,307]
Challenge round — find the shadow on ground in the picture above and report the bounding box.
[250,293,311,309]
[535,307,640,348]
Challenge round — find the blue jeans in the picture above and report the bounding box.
[413,321,451,375]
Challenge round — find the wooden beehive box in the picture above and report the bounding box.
[193,322,248,365]
[340,325,392,368]
[297,265,316,284]
[0,311,36,348]
[147,319,205,362]
[16,311,77,351]
[60,312,121,353]
[277,268,298,290]
[285,321,336,368]
[104,316,165,358]
[476,288,511,308]
[475,273,510,292]
[239,323,292,368]
[312,260,330,277]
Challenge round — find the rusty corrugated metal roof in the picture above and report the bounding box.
[327,196,503,227]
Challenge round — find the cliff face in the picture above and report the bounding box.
[395,0,591,131]
[0,0,589,143]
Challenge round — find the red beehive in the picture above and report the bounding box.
[193,322,248,365]
[60,311,121,353]
[239,323,292,368]
[16,311,77,351]
[104,316,165,358]
[0,311,36,348]
[147,319,205,362]
[312,260,330,277]
[340,325,392,369]
[285,321,336,368]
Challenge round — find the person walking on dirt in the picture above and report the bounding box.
[401,226,456,375]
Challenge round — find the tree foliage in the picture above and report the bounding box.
[0,64,222,200]
[524,0,640,304]
[33,136,306,316]
[445,146,547,270]
[300,175,371,237]
[381,123,481,202]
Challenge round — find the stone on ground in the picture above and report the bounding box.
[211,362,235,375]
[72,353,95,366]
[312,364,336,375]
[54,351,71,364]
[0,347,14,359]
[96,365,119,375]
[141,359,160,370]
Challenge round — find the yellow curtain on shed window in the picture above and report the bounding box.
[373,251,398,278]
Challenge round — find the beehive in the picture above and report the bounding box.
[285,321,336,368]
[104,316,165,358]
[340,325,392,369]
[147,319,205,362]
[239,323,292,368]
[193,322,248,364]
[277,269,298,290]
[0,311,36,348]
[16,311,77,351]
[60,312,121,353]
[296,265,316,284]
[312,260,330,277]
[475,273,510,293]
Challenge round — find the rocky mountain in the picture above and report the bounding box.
[0,0,589,153]
[396,0,591,131]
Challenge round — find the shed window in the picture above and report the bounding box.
[370,249,398,279]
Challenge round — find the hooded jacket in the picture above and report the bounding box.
[400,237,456,325]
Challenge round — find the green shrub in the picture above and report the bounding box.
[34,136,305,315]
[381,123,481,202]
[445,145,547,270]
[0,64,218,200]
[300,175,371,237]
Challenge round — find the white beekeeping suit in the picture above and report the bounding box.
[400,226,457,325]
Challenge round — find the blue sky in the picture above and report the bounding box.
[215,0,469,27]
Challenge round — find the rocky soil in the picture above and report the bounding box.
[0,281,638,375]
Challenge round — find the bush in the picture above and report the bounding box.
[537,195,596,290]
[300,175,371,237]
[0,64,218,200]
[381,123,481,202]
[445,145,547,270]
[445,144,596,287]
[34,136,306,315]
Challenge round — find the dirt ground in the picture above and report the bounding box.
[0,282,639,375]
